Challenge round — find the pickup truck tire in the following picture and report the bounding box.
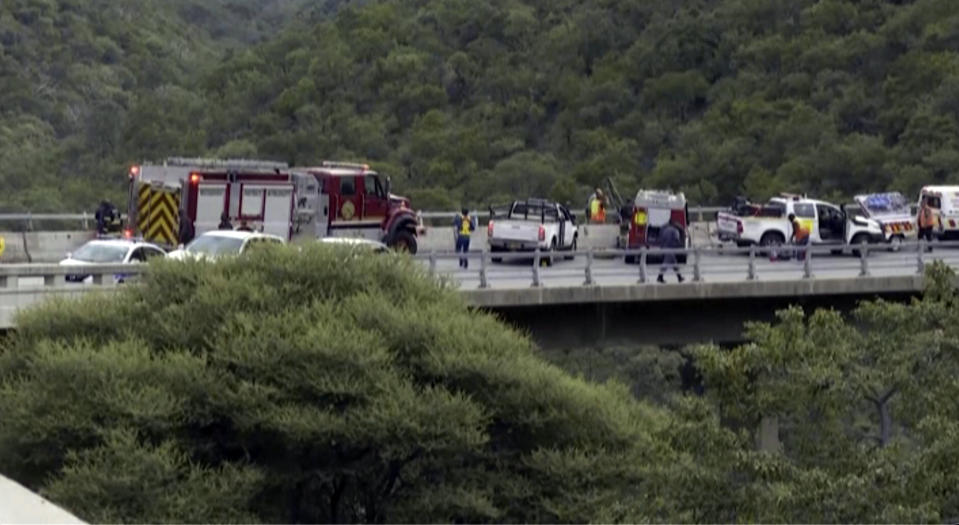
[539,238,557,267]
[491,245,503,263]
[565,236,577,260]
[759,231,785,257]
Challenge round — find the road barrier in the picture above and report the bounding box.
[3,239,956,327]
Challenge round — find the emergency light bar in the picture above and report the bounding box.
[320,161,371,170]
[162,157,289,170]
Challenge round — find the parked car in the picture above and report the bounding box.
[166,230,284,261]
[318,237,390,253]
[487,199,578,265]
[59,239,166,283]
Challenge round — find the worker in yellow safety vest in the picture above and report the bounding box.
[917,197,940,247]
[453,208,477,269]
[788,213,810,260]
[588,188,607,223]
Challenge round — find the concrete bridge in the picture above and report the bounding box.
[1,242,946,346]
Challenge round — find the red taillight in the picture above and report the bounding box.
[189,173,201,184]
[488,221,494,237]
[123,228,133,239]
[538,225,545,241]
[129,165,140,178]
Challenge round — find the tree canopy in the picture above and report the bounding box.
[3,248,959,521]
[4,0,959,212]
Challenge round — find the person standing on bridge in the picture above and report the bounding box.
[218,212,233,230]
[788,213,809,260]
[587,188,607,224]
[917,196,940,250]
[453,208,476,269]
[177,209,195,247]
[657,220,685,283]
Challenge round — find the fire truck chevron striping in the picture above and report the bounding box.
[136,184,180,246]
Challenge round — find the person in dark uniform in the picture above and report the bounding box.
[657,220,685,283]
[218,212,233,230]
[177,209,195,246]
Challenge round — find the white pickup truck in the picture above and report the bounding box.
[487,199,578,265]
[717,196,884,254]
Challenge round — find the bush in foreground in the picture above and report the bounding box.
[0,246,682,523]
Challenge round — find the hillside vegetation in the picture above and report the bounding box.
[3,0,959,212]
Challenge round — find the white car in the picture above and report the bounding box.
[59,239,166,283]
[167,230,285,261]
[318,237,389,253]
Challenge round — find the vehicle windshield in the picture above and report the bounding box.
[862,193,909,216]
[71,243,128,263]
[186,235,245,256]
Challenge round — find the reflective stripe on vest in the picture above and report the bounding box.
[459,215,471,236]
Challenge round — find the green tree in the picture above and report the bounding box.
[0,245,682,523]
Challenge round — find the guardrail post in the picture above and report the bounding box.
[92,273,103,286]
[917,239,926,274]
[859,245,870,277]
[748,244,757,280]
[803,245,813,279]
[26,212,34,232]
[638,248,648,284]
[693,247,702,282]
[43,273,65,287]
[428,250,436,277]
[81,211,89,230]
[479,250,489,289]
[532,248,542,287]
[584,248,594,286]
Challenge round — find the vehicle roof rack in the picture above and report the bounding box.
[161,157,289,170]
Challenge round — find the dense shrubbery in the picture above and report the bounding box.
[5,0,959,212]
[2,249,959,522]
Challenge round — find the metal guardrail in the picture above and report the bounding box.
[3,240,955,293]
[1,208,727,230]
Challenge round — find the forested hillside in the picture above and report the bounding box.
[3,0,959,212]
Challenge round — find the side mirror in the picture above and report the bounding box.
[570,213,577,224]
[384,176,392,196]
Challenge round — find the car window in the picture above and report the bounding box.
[186,235,244,256]
[793,203,816,218]
[925,195,942,209]
[143,247,165,259]
[72,243,128,263]
[340,177,356,196]
[129,248,146,262]
[364,175,383,196]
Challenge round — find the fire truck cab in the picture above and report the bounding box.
[292,161,423,253]
[127,158,295,247]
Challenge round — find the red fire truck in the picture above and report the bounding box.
[127,158,423,253]
[291,161,423,253]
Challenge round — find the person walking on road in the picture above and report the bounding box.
[657,220,685,283]
[177,209,195,247]
[453,208,476,269]
[788,213,810,261]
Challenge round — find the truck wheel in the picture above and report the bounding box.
[390,230,417,254]
[889,235,904,253]
[565,236,577,260]
[540,239,557,267]
[759,232,785,257]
